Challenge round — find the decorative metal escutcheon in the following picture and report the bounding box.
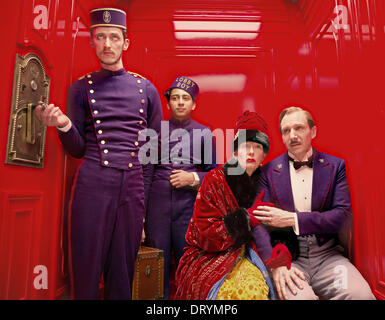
[5,53,50,168]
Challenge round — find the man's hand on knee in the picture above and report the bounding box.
[272,266,307,300]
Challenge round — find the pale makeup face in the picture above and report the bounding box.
[91,27,129,70]
[234,141,266,176]
[280,111,317,161]
[168,88,196,121]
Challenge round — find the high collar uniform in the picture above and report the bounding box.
[58,68,163,299]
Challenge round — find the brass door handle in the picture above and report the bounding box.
[26,103,35,144]
[16,103,40,145]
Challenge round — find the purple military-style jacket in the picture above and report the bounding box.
[253,148,353,260]
[56,67,163,299]
[153,117,217,182]
[147,116,217,218]
[57,67,163,199]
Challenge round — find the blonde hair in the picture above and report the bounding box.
[278,106,315,133]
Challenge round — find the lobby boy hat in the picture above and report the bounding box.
[164,76,199,101]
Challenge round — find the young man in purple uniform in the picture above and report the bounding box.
[145,76,217,298]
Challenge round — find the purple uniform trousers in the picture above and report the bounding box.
[146,178,197,298]
[65,159,145,299]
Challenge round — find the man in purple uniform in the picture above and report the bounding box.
[35,7,163,299]
[253,106,375,300]
[145,76,217,298]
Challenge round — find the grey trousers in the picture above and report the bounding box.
[285,235,375,300]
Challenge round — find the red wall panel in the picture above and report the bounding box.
[0,0,383,299]
[0,192,43,299]
[0,0,77,299]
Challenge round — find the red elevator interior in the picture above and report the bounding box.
[0,0,384,300]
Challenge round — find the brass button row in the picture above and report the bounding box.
[88,74,141,169]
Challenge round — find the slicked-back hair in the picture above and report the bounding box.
[278,106,315,133]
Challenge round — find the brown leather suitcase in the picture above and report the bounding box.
[132,246,164,300]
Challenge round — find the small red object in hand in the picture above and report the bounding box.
[265,243,292,270]
[247,190,275,227]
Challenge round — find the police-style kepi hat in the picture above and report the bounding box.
[233,111,270,154]
[164,76,199,101]
[90,7,127,30]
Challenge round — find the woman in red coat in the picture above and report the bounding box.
[175,111,291,300]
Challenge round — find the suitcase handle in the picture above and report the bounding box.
[145,265,152,277]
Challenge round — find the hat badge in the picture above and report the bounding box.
[103,11,112,23]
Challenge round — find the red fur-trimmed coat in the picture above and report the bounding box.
[175,167,261,300]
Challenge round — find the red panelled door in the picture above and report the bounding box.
[0,0,65,299]
[0,0,383,300]
[0,0,94,299]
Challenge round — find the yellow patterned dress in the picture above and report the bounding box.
[216,246,269,300]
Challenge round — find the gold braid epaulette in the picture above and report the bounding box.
[78,73,92,80]
[127,70,147,80]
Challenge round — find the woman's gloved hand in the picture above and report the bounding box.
[265,243,292,270]
[247,190,275,227]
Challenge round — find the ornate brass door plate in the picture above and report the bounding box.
[5,53,50,168]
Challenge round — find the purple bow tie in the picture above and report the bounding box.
[289,156,314,170]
